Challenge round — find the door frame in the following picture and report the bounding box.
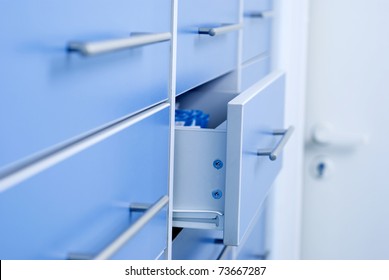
[266,0,309,259]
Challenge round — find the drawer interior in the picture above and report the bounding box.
[174,85,236,231]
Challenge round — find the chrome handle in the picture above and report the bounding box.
[257,126,294,161]
[198,23,243,36]
[68,32,171,56]
[0,102,170,193]
[173,210,223,226]
[244,11,274,18]
[94,195,168,260]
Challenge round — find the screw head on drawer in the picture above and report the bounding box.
[212,189,223,199]
[213,159,223,170]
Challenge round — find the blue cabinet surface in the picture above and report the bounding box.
[241,55,271,91]
[242,16,272,62]
[0,0,171,168]
[176,0,240,94]
[0,108,169,259]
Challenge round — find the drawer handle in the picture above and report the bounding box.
[173,209,223,226]
[257,126,294,161]
[93,195,168,260]
[67,32,171,56]
[244,11,274,19]
[198,23,243,36]
[0,102,170,193]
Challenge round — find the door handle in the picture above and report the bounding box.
[312,122,368,148]
[257,126,294,161]
[67,32,171,56]
[198,23,243,36]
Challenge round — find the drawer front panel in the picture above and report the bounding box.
[0,0,171,168]
[176,0,240,94]
[0,108,169,259]
[225,72,285,245]
[242,16,272,62]
[241,56,271,91]
[244,0,272,12]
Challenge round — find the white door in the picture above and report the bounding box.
[302,0,389,259]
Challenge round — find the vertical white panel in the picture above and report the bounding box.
[266,0,309,259]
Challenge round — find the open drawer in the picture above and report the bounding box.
[173,71,291,245]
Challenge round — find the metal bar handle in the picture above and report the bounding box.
[173,210,223,227]
[94,195,168,260]
[0,102,170,193]
[244,11,274,18]
[257,126,294,161]
[68,32,171,56]
[198,23,243,36]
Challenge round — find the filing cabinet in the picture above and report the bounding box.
[0,0,285,260]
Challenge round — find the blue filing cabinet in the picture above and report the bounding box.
[0,0,286,260]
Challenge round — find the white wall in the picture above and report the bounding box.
[266,0,309,260]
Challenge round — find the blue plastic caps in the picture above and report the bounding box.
[175,109,209,128]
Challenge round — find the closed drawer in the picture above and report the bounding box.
[0,0,171,168]
[0,107,169,259]
[218,205,267,260]
[173,72,288,245]
[176,0,240,94]
[236,208,267,260]
[242,15,272,62]
[241,55,271,91]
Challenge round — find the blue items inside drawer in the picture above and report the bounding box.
[175,110,209,128]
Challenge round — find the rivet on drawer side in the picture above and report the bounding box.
[212,189,223,200]
[213,159,224,170]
